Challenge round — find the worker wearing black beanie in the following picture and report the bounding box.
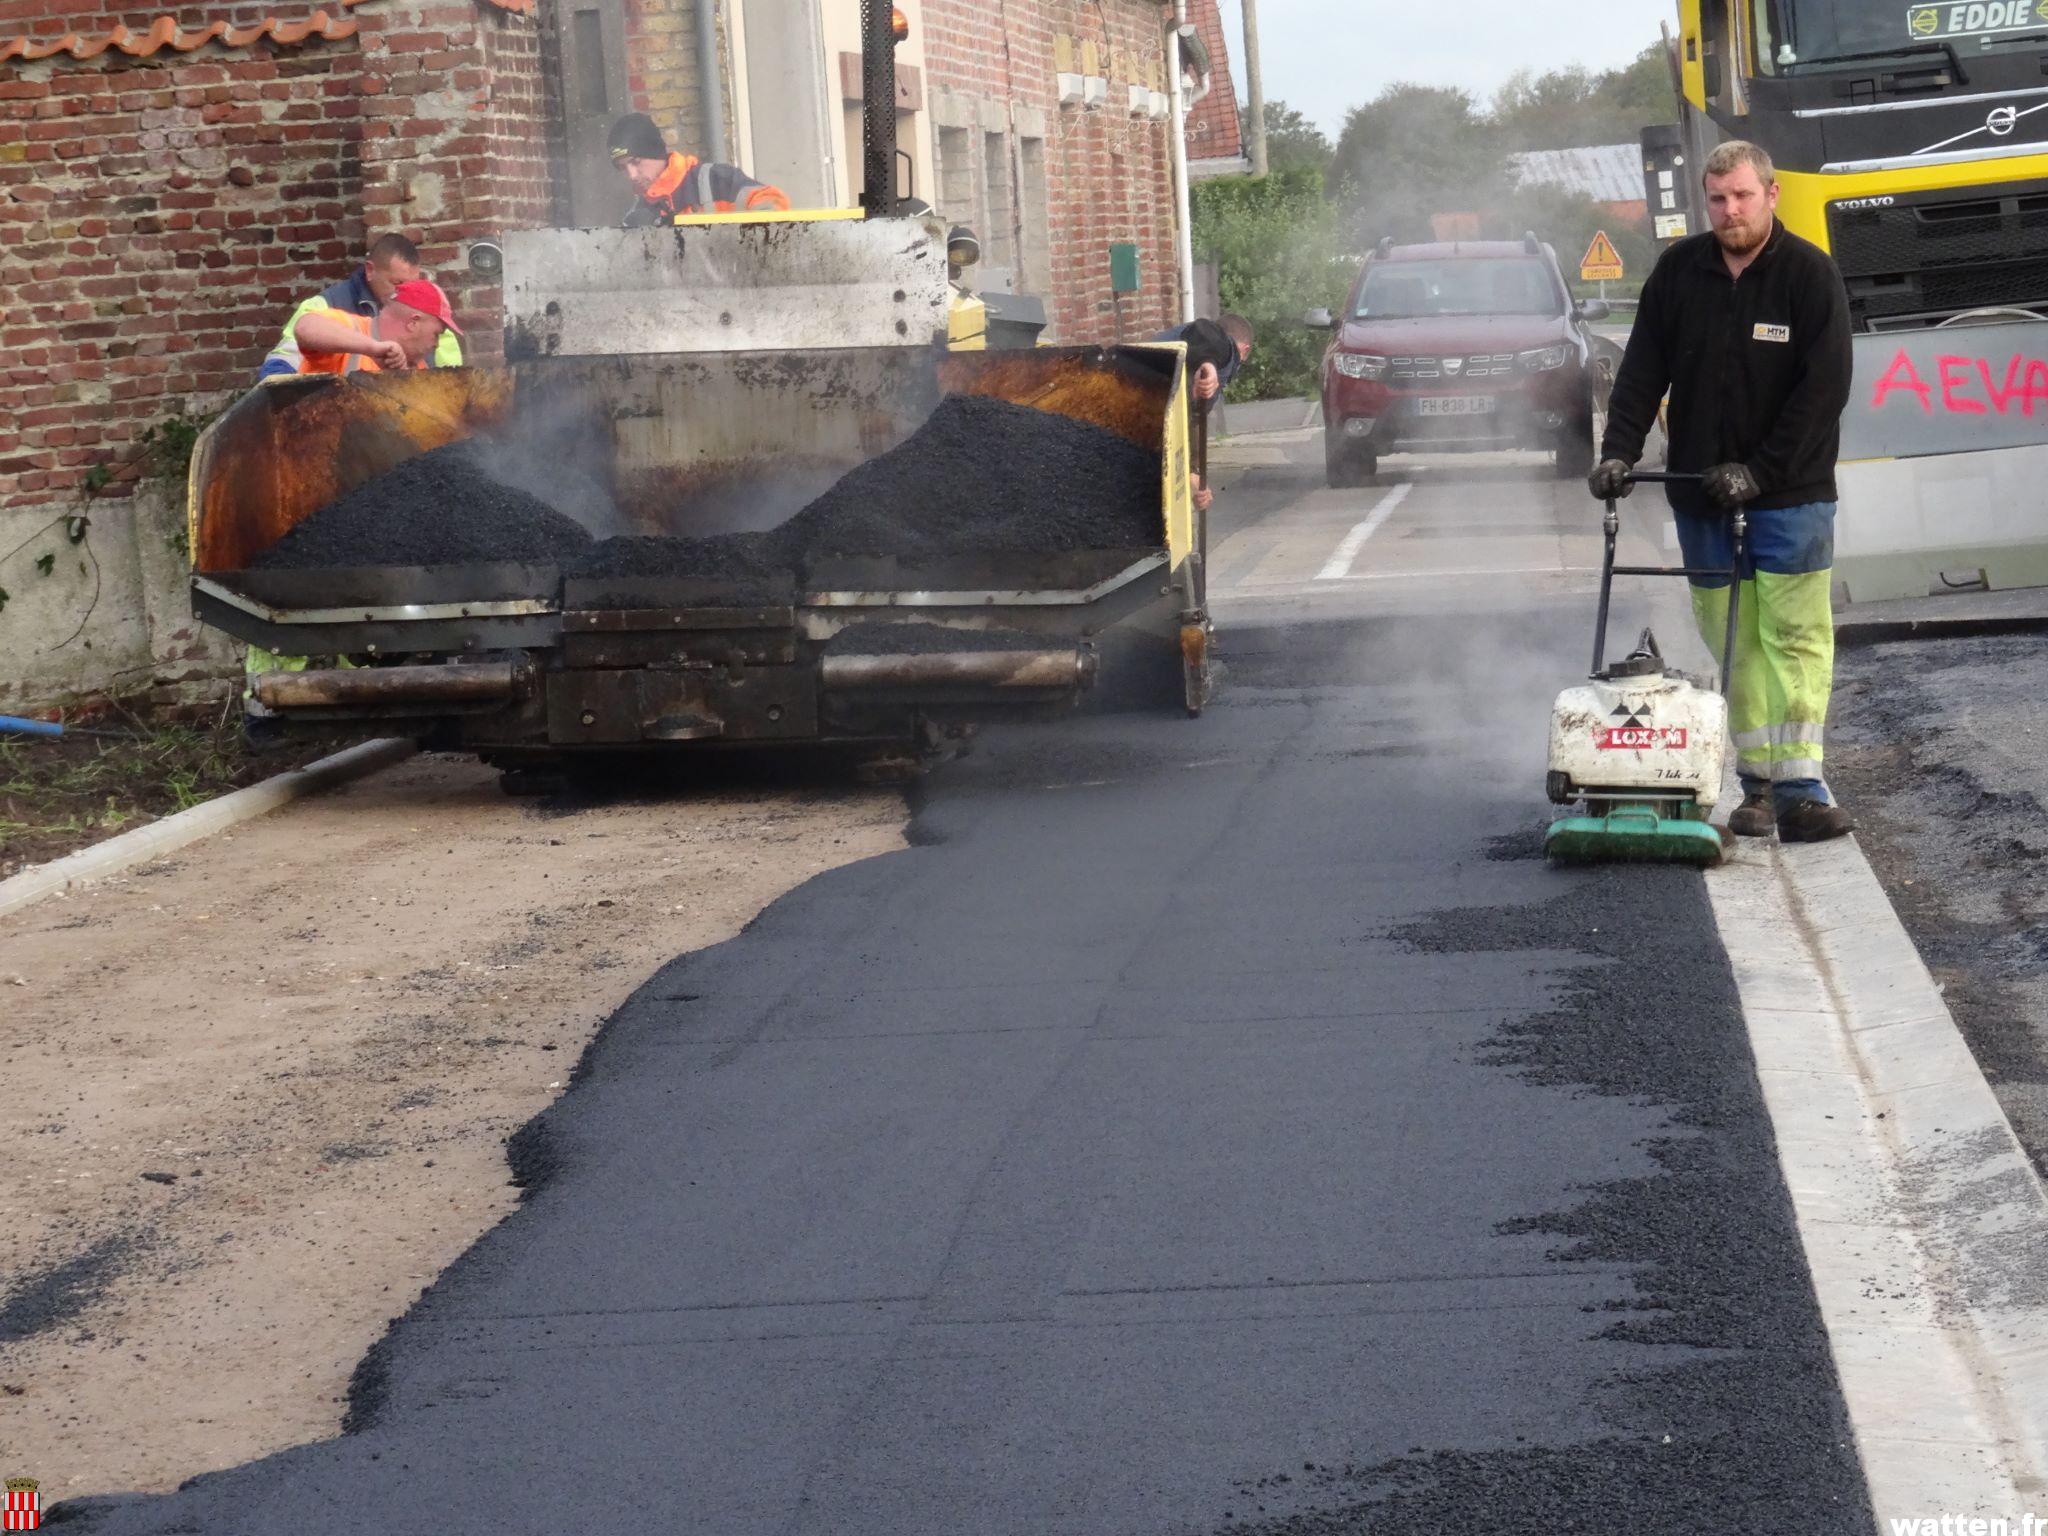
[605,114,789,228]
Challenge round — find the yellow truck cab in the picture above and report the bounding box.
[1674,0,2048,327]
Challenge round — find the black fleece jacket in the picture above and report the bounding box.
[1601,221,1853,515]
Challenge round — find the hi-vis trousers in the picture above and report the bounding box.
[1676,501,1837,810]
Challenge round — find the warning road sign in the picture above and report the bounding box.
[1580,230,1625,282]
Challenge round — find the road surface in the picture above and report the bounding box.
[62,437,1875,1532]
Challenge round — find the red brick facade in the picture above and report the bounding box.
[0,0,1179,513]
[1182,0,1240,167]
[920,0,1178,344]
[0,0,551,513]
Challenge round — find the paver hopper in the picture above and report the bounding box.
[186,342,1210,770]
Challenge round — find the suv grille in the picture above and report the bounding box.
[1388,353,1518,381]
[1828,181,2048,329]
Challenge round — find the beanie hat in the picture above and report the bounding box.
[606,113,668,163]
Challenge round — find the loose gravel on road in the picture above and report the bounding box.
[257,397,1164,581]
[1829,630,2048,1182]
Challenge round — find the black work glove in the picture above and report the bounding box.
[1587,459,1634,501]
[1702,462,1761,511]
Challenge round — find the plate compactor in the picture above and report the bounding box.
[1544,471,1739,867]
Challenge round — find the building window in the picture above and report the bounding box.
[1018,134,1050,298]
[981,130,1016,273]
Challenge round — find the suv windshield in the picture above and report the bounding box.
[1752,0,2045,73]
[1352,257,1562,320]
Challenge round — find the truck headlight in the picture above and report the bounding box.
[1333,353,1388,380]
[1519,345,1569,372]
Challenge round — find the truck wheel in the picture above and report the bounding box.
[1553,424,1594,480]
[1325,436,1374,488]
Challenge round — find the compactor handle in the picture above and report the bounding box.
[1590,471,1744,689]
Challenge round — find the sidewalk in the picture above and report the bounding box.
[1214,396,1317,437]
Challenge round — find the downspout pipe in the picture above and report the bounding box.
[695,0,728,162]
[1165,2,1198,324]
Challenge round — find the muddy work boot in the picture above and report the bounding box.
[1777,800,1856,844]
[1727,791,1776,839]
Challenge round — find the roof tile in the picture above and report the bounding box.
[2,0,533,66]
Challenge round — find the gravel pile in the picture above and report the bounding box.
[252,439,598,570]
[557,396,1162,593]
[781,394,1162,560]
[566,532,794,587]
[251,397,1160,582]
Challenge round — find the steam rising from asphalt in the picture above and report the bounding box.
[1264,459,1709,788]
[454,387,857,544]
[457,390,628,539]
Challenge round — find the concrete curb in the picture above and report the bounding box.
[1837,587,2048,647]
[0,736,417,922]
[1709,838,2048,1527]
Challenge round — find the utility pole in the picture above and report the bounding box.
[1242,0,1267,177]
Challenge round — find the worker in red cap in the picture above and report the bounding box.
[290,279,461,375]
[606,112,788,227]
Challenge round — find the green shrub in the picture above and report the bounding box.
[1192,168,1352,402]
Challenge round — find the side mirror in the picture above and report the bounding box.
[1576,298,1611,323]
[1303,307,1335,330]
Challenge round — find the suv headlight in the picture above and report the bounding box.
[1333,353,1388,380]
[1519,345,1569,372]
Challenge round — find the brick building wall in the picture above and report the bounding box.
[0,0,552,516]
[920,0,1178,344]
[0,0,556,707]
[621,0,707,158]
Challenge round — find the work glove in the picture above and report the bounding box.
[1702,462,1761,511]
[1587,459,1634,501]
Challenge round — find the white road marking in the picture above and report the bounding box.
[1314,483,1413,581]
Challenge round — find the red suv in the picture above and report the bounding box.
[1307,235,1605,487]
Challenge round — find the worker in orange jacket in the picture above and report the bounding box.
[607,113,789,227]
[291,279,462,374]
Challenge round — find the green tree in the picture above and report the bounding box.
[1491,183,1657,301]
[1493,44,1675,151]
[1242,99,1332,176]
[1604,42,1680,129]
[1327,84,1510,246]
[1191,167,1350,401]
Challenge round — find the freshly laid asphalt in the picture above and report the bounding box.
[63,446,1872,1533]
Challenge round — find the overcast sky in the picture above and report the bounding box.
[1216,1,1672,135]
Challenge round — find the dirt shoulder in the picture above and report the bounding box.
[0,753,903,1501]
[0,716,354,880]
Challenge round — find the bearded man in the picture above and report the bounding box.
[1592,139,1856,845]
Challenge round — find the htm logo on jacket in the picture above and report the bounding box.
[3,1478,39,1532]
[1595,702,1687,750]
